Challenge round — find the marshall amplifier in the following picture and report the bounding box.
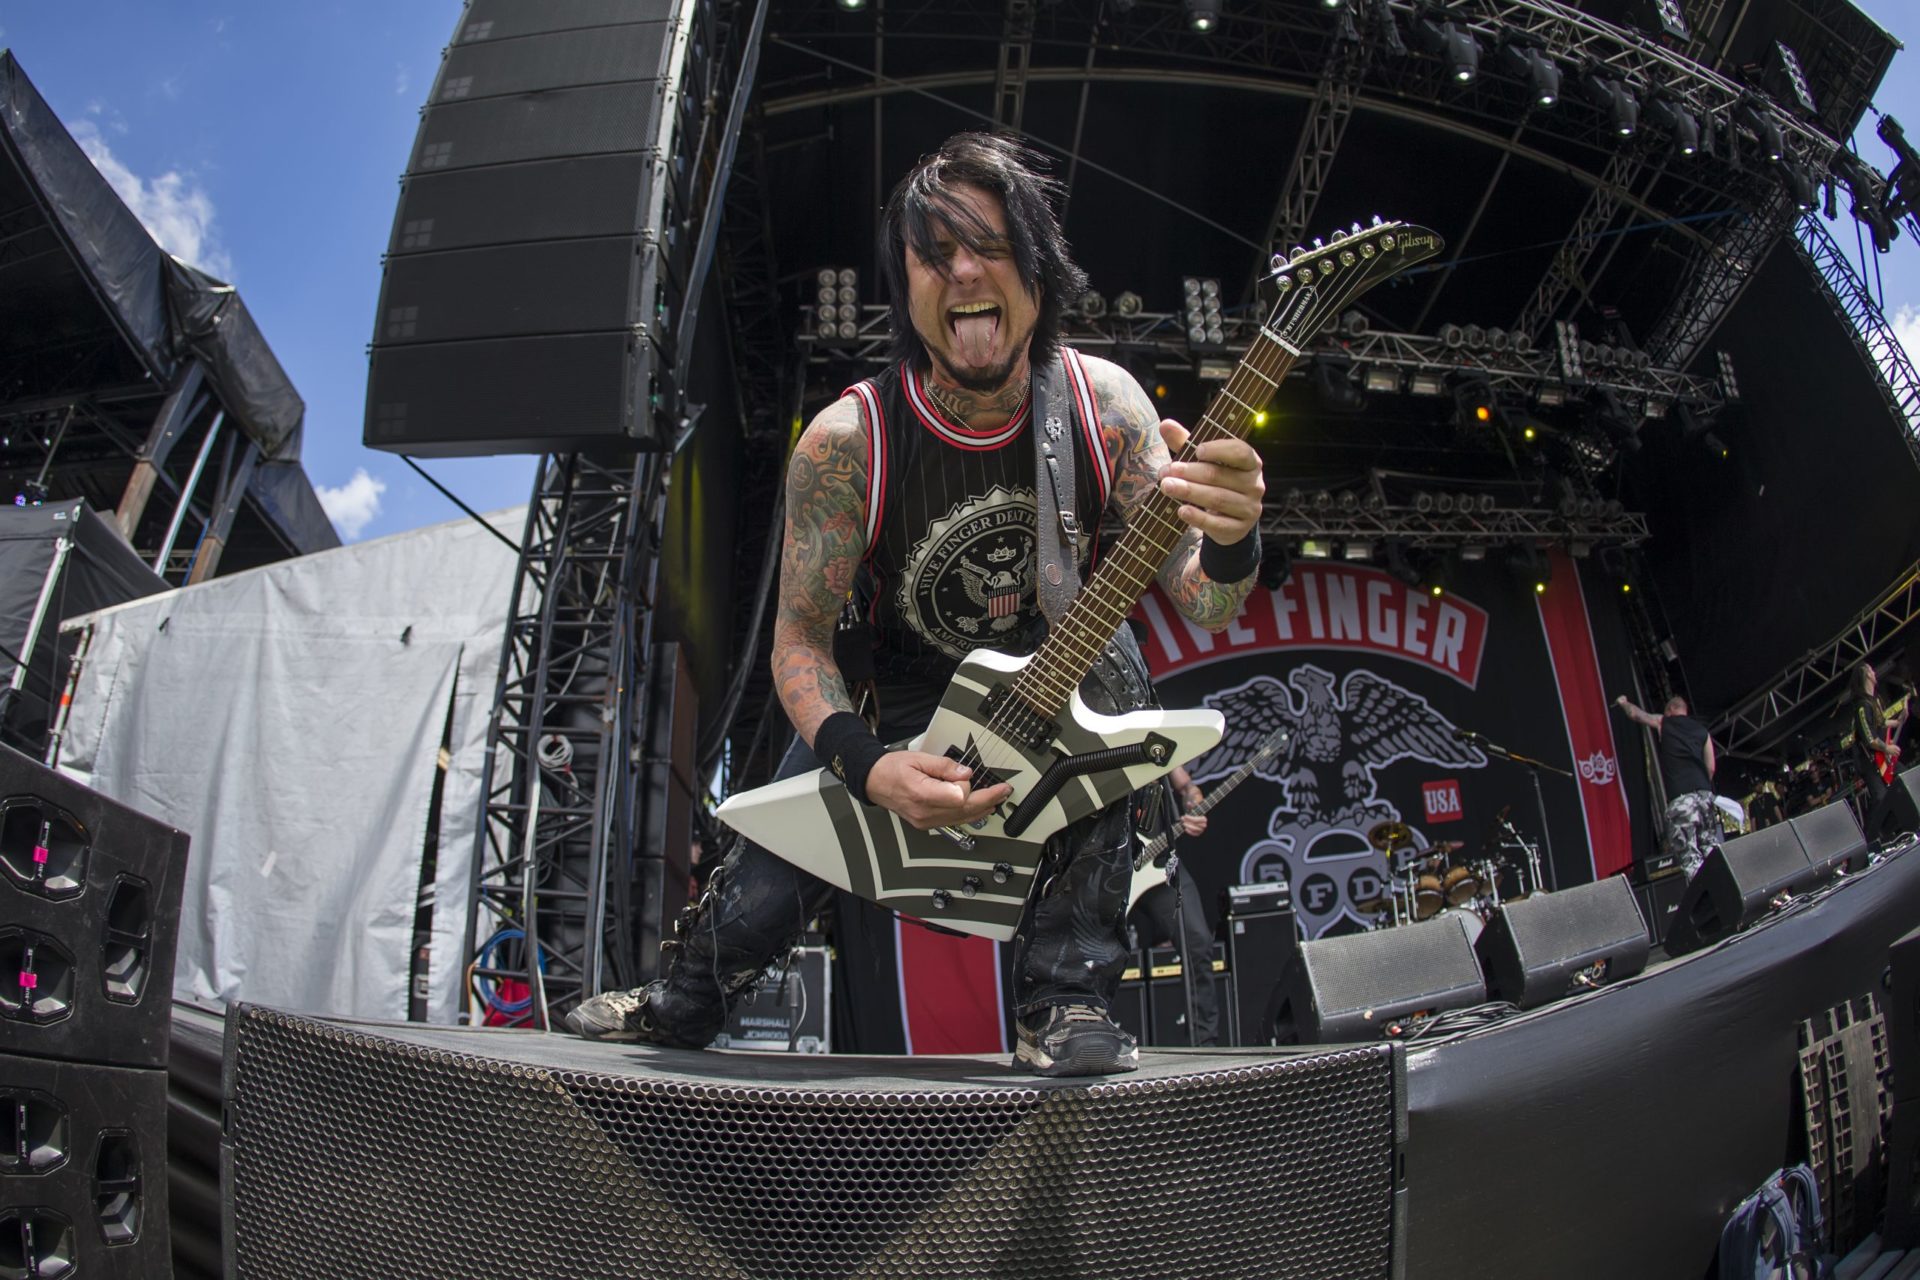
[1221,881,1299,1047]
[709,945,830,1054]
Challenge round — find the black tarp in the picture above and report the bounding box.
[0,50,304,460]
[0,498,166,748]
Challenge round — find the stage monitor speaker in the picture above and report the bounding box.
[1220,897,1299,1047]
[1790,799,1867,873]
[0,1054,171,1278]
[1881,768,1920,838]
[1275,916,1485,1045]
[1662,822,1818,956]
[1475,876,1649,1009]
[0,747,187,1070]
[364,0,688,457]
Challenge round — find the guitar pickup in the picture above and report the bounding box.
[975,685,1053,752]
[1002,733,1175,837]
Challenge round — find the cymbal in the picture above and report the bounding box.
[1367,820,1415,852]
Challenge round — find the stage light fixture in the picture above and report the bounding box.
[1409,371,1448,396]
[1497,40,1562,107]
[1363,366,1401,394]
[1582,70,1638,137]
[1737,98,1783,162]
[1488,327,1512,353]
[1186,0,1220,32]
[1647,96,1699,156]
[1113,290,1144,316]
[1413,491,1436,513]
[1716,350,1741,403]
[1774,42,1817,116]
[1536,384,1567,407]
[1183,276,1225,352]
[1460,544,1487,562]
[1646,0,1690,40]
[1299,539,1334,560]
[810,267,860,344]
[1787,163,1817,211]
[836,0,866,10]
[1077,289,1108,319]
[1440,323,1466,349]
[1555,320,1585,382]
[1465,324,1488,350]
[1414,16,1480,83]
[1368,0,1408,56]
[1823,176,1838,221]
[1344,540,1374,561]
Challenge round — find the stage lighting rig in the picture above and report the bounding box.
[1413,13,1481,84]
[810,267,861,344]
[1497,37,1560,108]
[1773,42,1818,117]
[1077,289,1108,319]
[1185,0,1220,33]
[1785,162,1817,212]
[1113,290,1144,317]
[1645,96,1700,156]
[1642,0,1690,41]
[1579,68,1639,139]
[1736,96,1783,162]
[1366,0,1408,57]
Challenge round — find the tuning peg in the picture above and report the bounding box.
[1270,253,1287,273]
[1290,245,1308,262]
[1312,237,1324,249]
[1350,222,1362,235]
[1371,214,1383,226]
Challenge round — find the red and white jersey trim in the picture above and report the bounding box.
[902,364,1029,450]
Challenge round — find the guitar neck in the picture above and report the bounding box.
[1140,746,1270,861]
[1009,334,1297,719]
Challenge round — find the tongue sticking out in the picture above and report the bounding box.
[952,312,999,366]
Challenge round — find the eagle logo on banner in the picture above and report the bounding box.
[1188,665,1488,937]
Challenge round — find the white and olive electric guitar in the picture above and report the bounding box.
[1128,725,1291,911]
[717,220,1444,940]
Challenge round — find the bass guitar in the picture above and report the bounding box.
[717,220,1444,940]
[1128,726,1290,911]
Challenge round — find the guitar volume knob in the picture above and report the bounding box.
[992,862,1013,884]
[931,889,951,911]
[961,876,981,898]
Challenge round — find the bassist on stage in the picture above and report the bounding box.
[570,132,1266,1076]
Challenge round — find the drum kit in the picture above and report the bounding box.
[1355,811,1548,942]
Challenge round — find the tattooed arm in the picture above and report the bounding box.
[1081,355,1264,631]
[771,396,867,746]
[771,396,1011,827]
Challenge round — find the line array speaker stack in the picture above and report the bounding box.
[1664,800,1863,956]
[0,745,186,1277]
[1474,876,1649,1009]
[1275,914,1486,1045]
[364,0,697,456]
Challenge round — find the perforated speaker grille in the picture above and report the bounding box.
[1791,800,1865,866]
[1306,915,1485,1015]
[225,1006,1400,1279]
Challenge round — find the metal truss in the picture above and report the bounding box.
[1513,151,1647,340]
[1260,501,1650,551]
[802,306,1725,411]
[1790,214,1920,456]
[991,0,1037,132]
[462,0,760,1028]
[1713,561,1920,758]
[1249,37,1364,300]
[1644,191,1798,369]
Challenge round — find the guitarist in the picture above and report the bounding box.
[570,132,1266,1076]
[1846,662,1905,838]
[1129,765,1220,1045]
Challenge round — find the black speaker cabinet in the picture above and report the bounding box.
[1221,901,1299,1047]
[1475,876,1650,1010]
[1884,768,1920,837]
[1790,799,1867,873]
[1664,823,1819,956]
[0,748,188,1070]
[1633,870,1688,946]
[0,1053,171,1278]
[1276,916,1486,1045]
[364,0,690,456]
[1114,945,1228,1047]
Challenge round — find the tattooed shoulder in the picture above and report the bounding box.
[1074,353,1168,523]
[781,395,871,620]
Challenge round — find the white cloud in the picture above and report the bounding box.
[69,120,234,280]
[316,469,388,541]
[1891,304,1920,368]
[395,64,409,96]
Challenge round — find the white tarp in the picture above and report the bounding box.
[56,507,523,1023]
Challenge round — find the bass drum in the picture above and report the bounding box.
[1432,905,1484,946]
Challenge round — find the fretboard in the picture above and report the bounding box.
[1011,325,1300,718]
[1140,743,1274,862]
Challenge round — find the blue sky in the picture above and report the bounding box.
[1,1,1914,542]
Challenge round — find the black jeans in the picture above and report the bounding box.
[658,632,1156,1042]
[1129,860,1220,1045]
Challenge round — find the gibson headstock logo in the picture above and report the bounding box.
[1397,232,1439,254]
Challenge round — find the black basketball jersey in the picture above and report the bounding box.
[844,348,1116,713]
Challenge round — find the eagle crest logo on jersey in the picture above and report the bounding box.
[897,483,1038,658]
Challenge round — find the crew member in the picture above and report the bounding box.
[1614,694,1719,879]
[1846,662,1905,839]
[568,132,1266,1076]
[1129,765,1219,1046]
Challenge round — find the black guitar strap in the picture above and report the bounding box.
[1031,353,1082,626]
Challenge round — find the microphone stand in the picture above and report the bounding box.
[1457,730,1573,894]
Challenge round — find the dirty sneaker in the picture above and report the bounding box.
[1013,1002,1140,1077]
[564,981,718,1048]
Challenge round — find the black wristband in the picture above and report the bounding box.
[814,712,888,805]
[1199,530,1260,582]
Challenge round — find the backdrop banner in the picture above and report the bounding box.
[1134,556,1649,940]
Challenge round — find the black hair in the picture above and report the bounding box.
[878,132,1088,370]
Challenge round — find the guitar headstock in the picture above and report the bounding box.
[1262,220,1445,351]
[1255,725,1292,765]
